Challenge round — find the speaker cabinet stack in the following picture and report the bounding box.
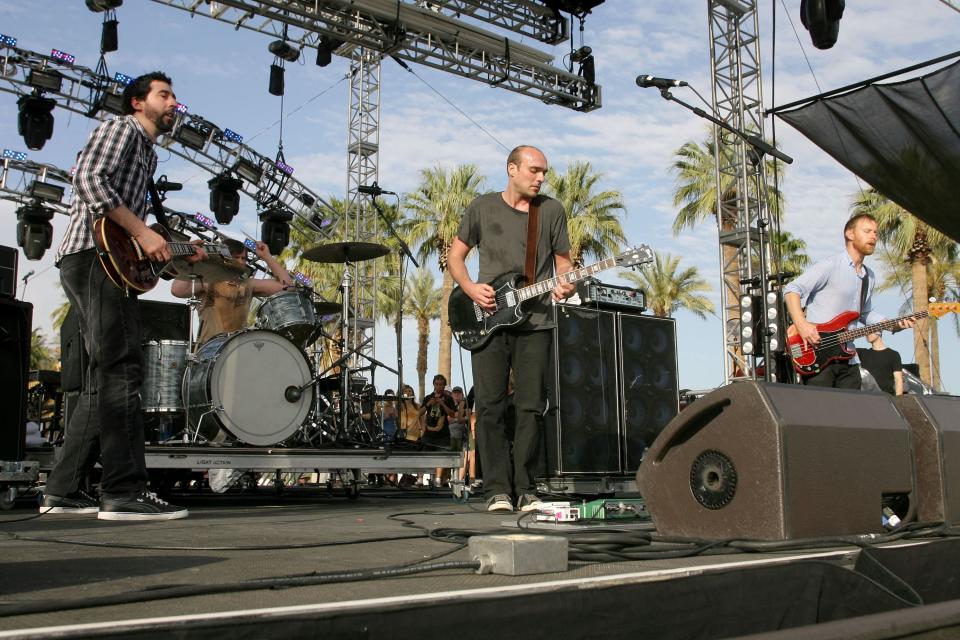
[894,395,960,525]
[0,298,32,461]
[637,382,913,540]
[543,305,678,478]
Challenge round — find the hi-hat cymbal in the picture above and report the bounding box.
[302,242,390,263]
[313,300,342,315]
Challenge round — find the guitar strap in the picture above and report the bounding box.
[524,201,540,285]
[147,178,171,230]
[859,268,869,319]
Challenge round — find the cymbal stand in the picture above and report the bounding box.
[180,274,206,443]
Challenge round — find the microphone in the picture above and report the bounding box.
[21,270,35,282]
[357,183,396,196]
[155,178,183,192]
[636,75,688,89]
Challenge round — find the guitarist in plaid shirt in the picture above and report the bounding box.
[43,72,204,520]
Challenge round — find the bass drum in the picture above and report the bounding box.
[182,329,314,446]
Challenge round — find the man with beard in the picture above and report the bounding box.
[784,213,913,389]
[42,72,198,520]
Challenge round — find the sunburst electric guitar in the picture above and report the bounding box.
[786,302,959,376]
[448,245,654,351]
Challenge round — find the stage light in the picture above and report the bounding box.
[101,18,119,53]
[231,157,263,185]
[268,63,284,96]
[114,71,134,85]
[17,94,56,151]
[297,191,315,207]
[315,35,343,67]
[29,180,64,204]
[175,103,188,114]
[96,89,126,115]
[193,212,216,229]
[51,49,75,65]
[173,124,207,151]
[739,294,758,357]
[570,46,591,63]
[268,40,300,63]
[275,160,294,175]
[16,201,54,261]
[85,0,122,12]
[3,149,27,161]
[223,128,243,144]
[27,68,63,92]
[208,174,242,224]
[0,35,17,47]
[259,206,293,255]
[800,0,845,50]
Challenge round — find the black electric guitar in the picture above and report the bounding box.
[449,245,654,351]
[93,217,236,293]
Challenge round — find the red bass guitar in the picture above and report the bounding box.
[786,302,959,376]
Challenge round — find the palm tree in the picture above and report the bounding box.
[771,230,810,279]
[404,164,484,386]
[852,189,955,384]
[542,161,628,268]
[619,251,715,319]
[404,268,442,399]
[31,329,58,370]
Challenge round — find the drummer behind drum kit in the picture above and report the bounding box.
[140,240,391,448]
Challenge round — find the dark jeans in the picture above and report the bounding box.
[802,362,862,390]
[472,328,551,498]
[46,249,148,498]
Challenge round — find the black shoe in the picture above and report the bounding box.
[98,490,188,521]
[486,494,514,513]
[516,494,544,512]
[39,491,99,514]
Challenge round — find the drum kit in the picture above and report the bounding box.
[140,240,392,448]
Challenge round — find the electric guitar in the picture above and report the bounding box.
[93,217,236,293]
[786,302,959,376]
[448,245,654,351]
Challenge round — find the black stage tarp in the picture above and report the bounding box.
[775,56,960,242]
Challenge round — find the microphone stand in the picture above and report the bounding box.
[364,191,418,401]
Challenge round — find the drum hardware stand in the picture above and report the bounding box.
[180,273,204,443]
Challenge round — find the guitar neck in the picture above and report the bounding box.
[516,257,616,302]
[836,310,928,342]
[166,242,226,259]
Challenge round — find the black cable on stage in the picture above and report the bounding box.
[0,559,481,619]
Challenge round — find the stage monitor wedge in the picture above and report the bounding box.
[638,381,913,540]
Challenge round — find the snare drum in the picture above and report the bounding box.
[182,329,314,445]
[255,290,318,346]
[141,340,188,413]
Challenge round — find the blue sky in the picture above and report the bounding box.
[1,0,957,394]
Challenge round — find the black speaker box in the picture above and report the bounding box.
[0,245,16,299]
[619,313,678,471]
[894,395,960,525]
[545,306,621,474]
[0,299,32,461]
[638,382,913,540]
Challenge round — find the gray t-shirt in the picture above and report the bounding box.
[457,191,570,329]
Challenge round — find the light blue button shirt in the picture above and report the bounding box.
[783,251,886,364]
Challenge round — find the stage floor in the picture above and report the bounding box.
[3,485,938,639]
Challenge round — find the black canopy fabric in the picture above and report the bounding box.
[776,59,960,241]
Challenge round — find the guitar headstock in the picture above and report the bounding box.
[615,244,654,269]
[929,301,960,318]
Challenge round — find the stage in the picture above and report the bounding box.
[2,486,960,639]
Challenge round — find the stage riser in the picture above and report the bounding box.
[638,382,915,540]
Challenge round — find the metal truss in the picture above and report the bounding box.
[0,158,73,214]
[344,47,381,363]
[0,41,338,241]
[150,0,599,111]
[708,0,781,383]
[413,1,568,44]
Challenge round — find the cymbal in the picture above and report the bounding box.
[302,242,390,263]
[170,256,246,283]
[313,300,342,315]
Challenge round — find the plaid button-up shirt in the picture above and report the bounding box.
[55,115,158,262]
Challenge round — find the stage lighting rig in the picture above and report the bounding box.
[101,14,119,53]
[28,180,65,204]
[231,157,263,186]
[570,45,595,85]
[17,93,56,151]
[315,35,344,67]
[208,173,242,224]
[173,123,207,151]
[259,205,293,255]
[16,200,54,261]
[86,0,122,11]
[268,63,284,96]
[95,89,126,115]
[268,40,300,62]
[801,0,845,50]
[27,68,64,93]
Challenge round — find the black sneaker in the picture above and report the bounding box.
[98,490,188,521]
[486,494,514,513]
[516,494,544,512]
[39,491,99,514]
